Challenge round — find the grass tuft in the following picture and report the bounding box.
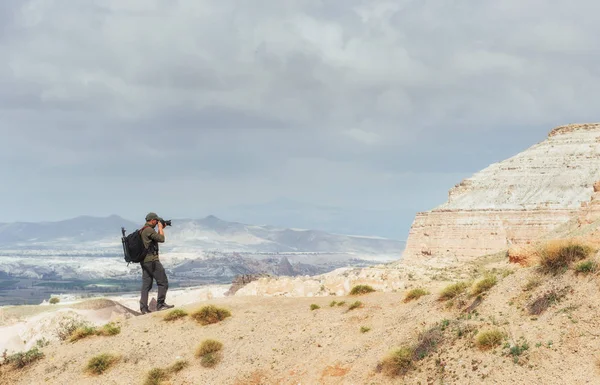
[144,368,168,385]
[336,301,346,307]
[350,285,376,295]
[329,300,337,307]
[49,297,60,305]
[439,281,468,301]
[97,323,121,336]
[310,304,320,311]
[196,339,223,368]
[475,329,505,350]
[69,326,97,342]
[575,260,597,274]
[360,326,371,333]
[348,301,363,311]
[471,274,497,296]
[163,309,188,321]
[191,305,231,325]
[380,347,414,377]
[85,353,119,375]
[403,288,429,303]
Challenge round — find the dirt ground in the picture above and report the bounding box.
[3,260,600,385]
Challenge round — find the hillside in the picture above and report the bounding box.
[403,122,600,264]
[3,240,600,384]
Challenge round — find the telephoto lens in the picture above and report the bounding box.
[160,219,172,227]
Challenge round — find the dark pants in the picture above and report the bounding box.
[140,260,169,309]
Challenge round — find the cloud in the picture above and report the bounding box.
[1,0,600,234]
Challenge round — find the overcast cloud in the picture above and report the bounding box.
[2,0,600,238]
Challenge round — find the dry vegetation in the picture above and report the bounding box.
[403,288,429,302]
[191,305,232,325]
[144,360,189,385]
[85,353,120,375]
[349,285,376,295]
[475,330,505,350]
[163,309,188,321]
[69,322,121,342]
[196,339,224,368]
[537,240,594,274]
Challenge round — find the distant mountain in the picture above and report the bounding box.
[215,198,414,240]
[0,215,405,254]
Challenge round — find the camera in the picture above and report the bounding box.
[160,219,172,227]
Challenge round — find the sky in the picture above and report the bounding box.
[2,0,600,239]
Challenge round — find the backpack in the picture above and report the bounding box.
[121,226,150,265]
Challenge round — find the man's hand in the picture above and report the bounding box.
[158,221,165,236]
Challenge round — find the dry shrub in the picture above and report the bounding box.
[69,326,97,342]
[97,323,121,336]
[144,368,168,385]
[49,297,60,305]
[85,353,119,375]
[439,281,468,301]
[163,309,188,321]
[196,339,223,368]
[191,305,231,325]
[3,348,44,369]
[538,240,594,274]
[475,329,505,350]
[471,274,497,296]
[403,288,429,303]
[196,340,223,357]
[379,347,414,377]
[523,276,542,291]
[350,285,376,295]
[412,327,442,360]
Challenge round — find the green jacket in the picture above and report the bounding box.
[140,222,165,263]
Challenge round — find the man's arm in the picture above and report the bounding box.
[149,222,165,243]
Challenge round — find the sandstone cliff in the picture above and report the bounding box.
[402,123,600,265]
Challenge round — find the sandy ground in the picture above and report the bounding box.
[4,261,600,385]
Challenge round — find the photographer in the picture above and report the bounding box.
[139,212,174,314]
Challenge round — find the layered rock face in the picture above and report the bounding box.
[402,123,600,265]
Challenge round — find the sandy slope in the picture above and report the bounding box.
[4,258,600,385]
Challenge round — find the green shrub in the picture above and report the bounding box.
[403,288,429,302]
[191,305,231,325]
[49,297,60,305]
[164,309,188,321]
[329,301,337,307]
[360,326,371,333]
[310,304,320,311]
[336,301,346,307]
[55,316,89,341]
[348,301,363,311]
[4,348,44,368]
[85,353,119,375]
[471,275,498,296]
[575,260,597,274]
[350,285,376,295]
[475,330,505,350]
[439,281,468,301]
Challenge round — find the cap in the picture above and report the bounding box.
[145,212,160,221]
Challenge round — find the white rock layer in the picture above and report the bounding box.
[402,123,600,264]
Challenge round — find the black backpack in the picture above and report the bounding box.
[121,226,150,265]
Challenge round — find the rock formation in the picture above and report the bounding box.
[402,123,600,265]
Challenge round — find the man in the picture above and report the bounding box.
[139,212,174,314]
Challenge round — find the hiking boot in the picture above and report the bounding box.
[140,307,152,314]
[156,303,174,311]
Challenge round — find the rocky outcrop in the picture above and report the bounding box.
[402,123,600,265]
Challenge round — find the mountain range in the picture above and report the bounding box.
[0,214,405,255]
